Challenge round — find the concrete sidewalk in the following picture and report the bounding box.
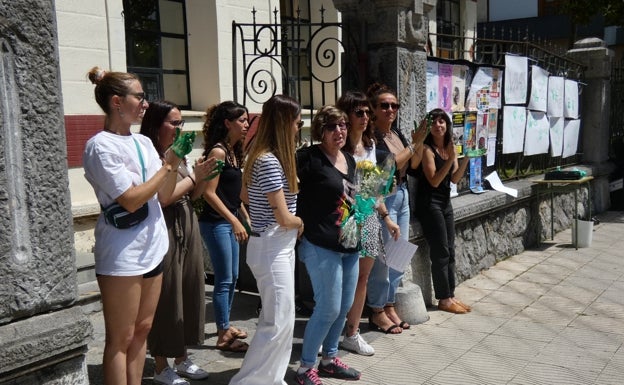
[84,211,624,385]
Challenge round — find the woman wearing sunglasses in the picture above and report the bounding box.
[295,106,362,385]
[140,101,216,384]
[336,91,401,353]
[365,82,427,334]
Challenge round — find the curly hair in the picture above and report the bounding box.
[202,101,248,165]
[310,105,348,142]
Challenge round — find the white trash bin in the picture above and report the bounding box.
[572,219,593,248]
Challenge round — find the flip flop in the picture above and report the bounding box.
[216,339,249,352]
[398,321,411,330]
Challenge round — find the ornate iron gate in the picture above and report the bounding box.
[232,6,360,111]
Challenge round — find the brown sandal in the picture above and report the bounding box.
[216,338,249,352]
[230,326,248,339]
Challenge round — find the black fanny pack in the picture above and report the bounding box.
[102,202,149,229]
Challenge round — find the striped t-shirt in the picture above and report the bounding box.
[247,153,297,233]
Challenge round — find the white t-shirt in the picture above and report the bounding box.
[247,153,297,233]
[83,131,168,276]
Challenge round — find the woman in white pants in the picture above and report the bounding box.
[229,94,304,385]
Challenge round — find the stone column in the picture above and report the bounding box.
[334,0,433,317]
[0,1,92,383]
[567,38,616,212]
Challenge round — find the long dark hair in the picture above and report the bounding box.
[336,90,374,153]
[423,108,453,148]
[202,101,248,165]
[139,100,178,157]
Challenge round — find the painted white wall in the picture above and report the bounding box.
[56,0,126,115]
[488,0,537,21]
[461,0,477,60]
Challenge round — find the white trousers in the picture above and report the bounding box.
[229,225,297,385]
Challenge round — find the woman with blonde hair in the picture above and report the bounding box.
[229,94,304,385]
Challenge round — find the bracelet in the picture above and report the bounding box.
[188,175,196,185]
[408,144,415,155]
[380,212,389,219]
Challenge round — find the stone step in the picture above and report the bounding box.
[75,250,96,285]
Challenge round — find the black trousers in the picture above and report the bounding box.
[418,199,456,299]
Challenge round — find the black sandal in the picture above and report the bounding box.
[384,304,410,330]
[368,309,402,334]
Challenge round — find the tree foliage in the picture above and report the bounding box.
[559,0,624,26]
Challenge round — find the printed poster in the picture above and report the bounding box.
[426,61,439,112]
[488,109,498,138]
[487,137,497,166]
[466,67,501,111]
[489,68,503,108]
[502,106,526,154]
[549,117,564,157]
[463,111,477,156]
[523,110,550,155]
[452,112,465,156]
[470,157,484,193]
[452,64,467,112]
[528,65,549,112]
[564,79,579,119]
[504,54,528,104]
[476,111,488,154]
[438,63,453,112]
[562,119,580,158]
[547,76,564,117]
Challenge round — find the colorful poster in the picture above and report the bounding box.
[562,119,580,158]
[524,110,550,155]
[489,68,503,108]
[426,61,439,112]
[502,106,526,154]
[452,64,467,112]
[564,79,579,119]
[504,54,528,104]
[438,63,453,112]
[470,157,484,193]
[547,76,564,117]
[452,112,465,156]
[528,65,549,112]
[463,111,477,156]
[488,109,498,138]
[476,111,488,154]
[466,67,498,111]
[549,117,564,157]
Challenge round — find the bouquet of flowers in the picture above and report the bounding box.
[339,154,396,248]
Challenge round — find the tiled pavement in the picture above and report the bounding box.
[85,211,624,385]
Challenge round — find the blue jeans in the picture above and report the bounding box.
[199,220,239,330]
[298,237,359,368]
[367,183,410,308]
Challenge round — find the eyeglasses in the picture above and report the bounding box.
[128,92,147,104]
[297,120,304,129]
[379,102,400,111]
[354,109,371,118]
[167,119,185,127]
[323,122,348,131]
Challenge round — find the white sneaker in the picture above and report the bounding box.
[153,367,189,385]
[340,330,375,356]
[174,359,210,380]
[318,344,323,356]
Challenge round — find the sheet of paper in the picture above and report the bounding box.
[504,55,528,104]
[383,237,418,273]
[484,171,518,198]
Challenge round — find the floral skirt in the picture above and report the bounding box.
[359,214,385,259]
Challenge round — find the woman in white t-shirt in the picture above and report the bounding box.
[83,67,183,385]
[229,94,304,385]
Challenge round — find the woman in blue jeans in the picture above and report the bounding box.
[295,106,361,385]
[196,101,251,352]
[366,83,425,333]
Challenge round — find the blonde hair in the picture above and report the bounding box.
[87,66,138,114]
[243,95,300,193]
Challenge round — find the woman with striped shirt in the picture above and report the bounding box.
[229,94,304,385]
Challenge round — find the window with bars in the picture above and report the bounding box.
[123,0,190,109]
[436,0,461,59]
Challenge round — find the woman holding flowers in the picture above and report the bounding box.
[295,105,361,385]
[337,91,400,353]
[196,101,251,352]
[366,82,426,333]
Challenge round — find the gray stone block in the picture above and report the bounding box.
[394,282,430,325]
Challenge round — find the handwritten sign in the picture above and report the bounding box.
[502,106,526,154]
[504,55,528,104]
[524,110,549,155]
[547,76,564,117]
[562,119,580,158]
[549,117,564,157]
[564,79,579,119]
[528,65,549,112]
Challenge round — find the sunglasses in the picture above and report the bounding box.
[167,119,185,127]
[297,120,305,129]
[354,109,371,118]
[128,92,148,104]
[323,122,348,132]
[379,102,400,111]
